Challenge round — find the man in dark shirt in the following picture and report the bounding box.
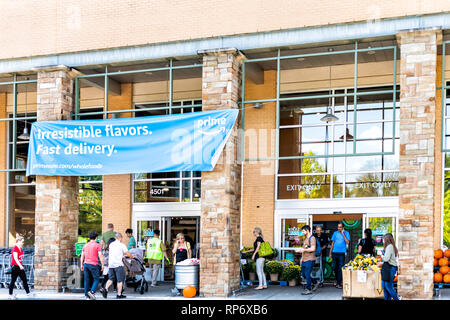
[314,226,329,285]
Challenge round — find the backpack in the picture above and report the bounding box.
[308,236,322,257]
[258,241,274,257]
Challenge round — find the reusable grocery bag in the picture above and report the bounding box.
[258,242,274,257]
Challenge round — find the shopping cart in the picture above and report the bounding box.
[310,255,324,286]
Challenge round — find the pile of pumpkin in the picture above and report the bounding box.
[433,249,450,283]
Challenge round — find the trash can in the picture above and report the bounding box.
[174,264,199,290]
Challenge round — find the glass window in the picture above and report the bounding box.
[277,86,399,200]
[78,182,103,238]
[132,100,202,203]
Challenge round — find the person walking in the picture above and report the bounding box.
[80,231,104,300]
[357,228,376,256]
[100,223,116,250]
[172,233,192,265]
[146,229,169,287]
[314,225,329,285]
[242,228,267,290]
[328,222,350,289]
[100,237,116,291]
[8,236,34,299]
[125,228,136,250]
[100,233,133,299]
[377,233,399,300]
[297,225,320,295]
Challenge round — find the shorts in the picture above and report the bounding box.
[108,267,126,283]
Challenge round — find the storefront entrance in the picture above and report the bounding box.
[133,213,200,282]
[277,207,397,283]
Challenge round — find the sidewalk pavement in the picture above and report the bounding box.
[0,282,448,300]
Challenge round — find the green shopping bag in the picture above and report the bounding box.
[258,241,274,257]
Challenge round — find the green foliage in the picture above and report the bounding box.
[443,172,450,248]
[249,261,256,273]
[282,265,301,281]
[265,260,284,274]
[240,247,253,259]
[265,247,278,260]
[78,183,102,238]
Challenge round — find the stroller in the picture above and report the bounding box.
[123,248,149,295]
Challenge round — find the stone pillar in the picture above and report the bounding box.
[34,67,79,291]
[396,29,442,300]
[199,48,243,297]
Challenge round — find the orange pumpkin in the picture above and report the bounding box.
[434,258,438,267]
[183,285,197,298]
[445,249,450,258]
[440,266,450,274]
[439,258,449,267]
[435,249,444,259]
[434,273,443,283]
[444,274,450,283]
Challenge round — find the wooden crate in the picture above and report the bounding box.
[342,269,384,299]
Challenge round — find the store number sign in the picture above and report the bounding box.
[150,189,165,195]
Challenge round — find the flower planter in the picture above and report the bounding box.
[270,273,279,281]
[249,272,256,281]
[288,279,297,287]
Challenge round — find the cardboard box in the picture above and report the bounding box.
[342,269,384,299]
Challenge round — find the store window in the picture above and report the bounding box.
[133,100,202,203]
[443,85,450,248]
[4,76,38,247]
[367,216,396,252]
[277,86,399,200]
[78,176,103,238]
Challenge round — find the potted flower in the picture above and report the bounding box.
[240,247,254,260]
[282,265,301,286]
[265,261,284,281]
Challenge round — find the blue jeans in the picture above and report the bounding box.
[84,264,100,297]
[382,265,399,300]
[332,253,345,286]
[301,260,316,291]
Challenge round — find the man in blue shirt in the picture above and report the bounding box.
[328,222,350,289]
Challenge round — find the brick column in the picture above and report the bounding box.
[102,83,132,246]
[199,48,243,297]
[34,67,79,291]
[396,29,442,300]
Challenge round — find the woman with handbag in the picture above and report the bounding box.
[242,227,267,290]
[377,233,399,300]
[8,236,34,299]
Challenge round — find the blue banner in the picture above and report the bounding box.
[26,109,239,176]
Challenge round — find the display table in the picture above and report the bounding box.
[342,269,383,299]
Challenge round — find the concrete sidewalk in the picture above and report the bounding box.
[0,282,448,300]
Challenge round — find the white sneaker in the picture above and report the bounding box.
[26,292,36,298]
[8,294,17,300]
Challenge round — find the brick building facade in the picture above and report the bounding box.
[1,2,450,299]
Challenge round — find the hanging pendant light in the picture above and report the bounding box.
[320,65,339,123]
[339,128,354,141]
[18,79,30,140]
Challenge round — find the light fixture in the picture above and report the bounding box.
[339,128,354,141]
[339,102,353,141]
[254,102,263,109]
[297,57,305,61]
[161,181,167,185]
[18,78,30,140]
[162,187,169,192]
[367,46,376,55]
[194,193,199,198]
[320,66,339,123]
[289,110,294,118]
[294,108,303,114]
